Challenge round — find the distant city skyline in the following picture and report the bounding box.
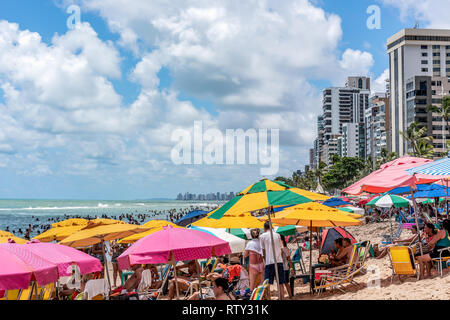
[176,192,236,201]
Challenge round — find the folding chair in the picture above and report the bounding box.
[250,280,269,300]
[315,245,364,295]
[4,289,21,300]
[387,246,419,284]
[431,246,450,278]
[382,222,404,245]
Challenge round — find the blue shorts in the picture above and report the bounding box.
[264,263,286,285]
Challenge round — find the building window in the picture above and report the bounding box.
[433,67,441,72]
[446,45,450,50]
[422,68,428,72]
[433,45,441,49]
[422,52,428,57]
[421,45,428,49]
[434,60,441,64]
[421,60,428,64]
[433,52,441,57]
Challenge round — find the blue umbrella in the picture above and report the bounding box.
[389,184,449,196]
[175,210,208,227]
[405,157,450,176]
[322,197,352,207]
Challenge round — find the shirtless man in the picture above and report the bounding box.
[167,260,200,300]
[124,264,144,292]
[329,238,353,267]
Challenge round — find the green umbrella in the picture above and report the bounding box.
[227,226,297,239]
[367,194,411,208]
[338,207,354,213]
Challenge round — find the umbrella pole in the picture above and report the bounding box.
[410,188,423,257]
[309,221,313,294]
[447,179,449,216]
[173,261,180,300]
[268,207,281,300]
[101,240,112,294]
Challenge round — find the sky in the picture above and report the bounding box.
[0,0,449,200]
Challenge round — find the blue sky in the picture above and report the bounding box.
[0,0,443,199]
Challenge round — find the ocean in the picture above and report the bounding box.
[0,199,221,238]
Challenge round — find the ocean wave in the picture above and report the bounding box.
[0,206,103,211]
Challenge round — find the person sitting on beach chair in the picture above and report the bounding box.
[376,225,424,259]
[329,238,352,267]
[167,260,200,300]
[123,264,144,293]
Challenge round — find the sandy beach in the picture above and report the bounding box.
[284,220,450,300]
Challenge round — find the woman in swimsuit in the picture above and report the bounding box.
[243,229,264,291]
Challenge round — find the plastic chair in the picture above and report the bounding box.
[387,246,419,284]
[431,246,450,278]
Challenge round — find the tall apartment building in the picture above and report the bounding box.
[387,28,450,156]
[366,93,390,162]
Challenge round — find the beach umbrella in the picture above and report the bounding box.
[337,208,363,219]
[88,218,126,226]
[188,226,247,254]
[59,223,149,290]
[51,218,89,228]
[322,197,352,207]
[343,156,438,195]
[207,178,314,300]
[367,194,411,208]
[33,225,86,242]
[117,225,231,300]
[118,220,183,244]
[16,240,102,277]
[288,188,330,201]
[175,210,209,227]
[192,212,264,229]
[269,202,361,292]
[0,230,14,237]
[0,244,59,290]
[0,236,27,244]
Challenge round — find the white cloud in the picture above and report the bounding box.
[372,68,389,94]
[0,0,379,196]
[381,0,450,29]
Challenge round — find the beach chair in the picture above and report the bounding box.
[83,279,109,300]
[315,244,364,295]
[250,280,269,300]
[431,246,450,278]
[398,211,416,224]
[382,222,404,245]
[18,283,35,300]
[3,289,21,300]
[387,246,419,284]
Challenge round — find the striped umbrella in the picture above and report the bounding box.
[367,194,411,208]
[406,157,450,177]
[209,179,313,219]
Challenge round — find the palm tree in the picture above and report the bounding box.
[377,148,398,167]
[416,139,435,159]
[314,161,327,187]
[427,96,450,154]
[400,122,434,158]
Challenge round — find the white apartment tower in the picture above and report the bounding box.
[387,28,450,156]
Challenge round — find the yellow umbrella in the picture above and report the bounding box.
[192,212,264,229]
[119,220,182,244]
[142,220,177,228]
[33,225,86,242]
[0,235,28,244]
[59,223,149,248]
[269,202,361,293]
[289,188,331,201]
[89,218,125,226]
[51,218,89,228]
[59,223,150,290]
[270,202,362,227]
[0,230,14,237]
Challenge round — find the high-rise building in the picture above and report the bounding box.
[366,93,390,162]
[346,76,371,90]
[387,28,450,156]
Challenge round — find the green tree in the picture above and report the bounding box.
[275,176,294,187]
[322,155,365,192]
[400,122,434,158]
[427,96,450,153]
[314,161,328,187]
[377,148,398,167]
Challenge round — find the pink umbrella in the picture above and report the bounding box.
[21,240,102,277]
[0,244,59,290]
[118,225,231,270]
[343,156,439,195]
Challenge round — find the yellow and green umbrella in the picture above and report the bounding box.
[0,230,14,237]
[209,179,314,220]
[192,212,265,229]
[33,225,86,242]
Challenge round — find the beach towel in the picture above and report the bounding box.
[137,269,152,293]
[83,279,109,300]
